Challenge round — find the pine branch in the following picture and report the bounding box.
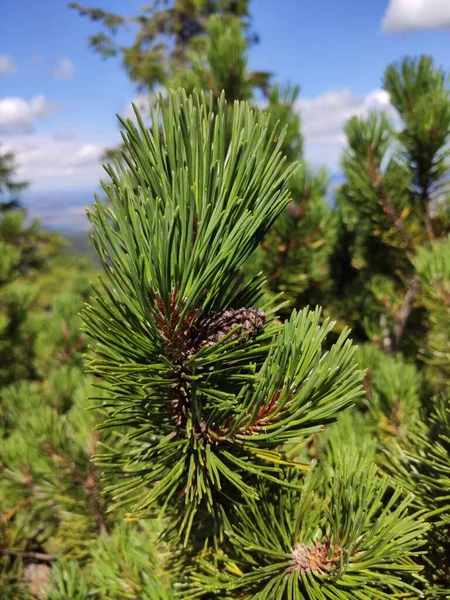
[192,458,428,598]
[0,549,57,562]
[379,312,393,354]
[86,432,109,537]
[83,90,363,545]
[43,436,109,537]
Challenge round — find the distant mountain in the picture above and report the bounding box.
[64,231,100,266]
[22,188,101,233]
[20,188,102,263]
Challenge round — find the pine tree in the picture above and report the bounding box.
[382,389,450,597]
[376,237,450,596]
[169,13,270,103]
[72,0,333,313]
[0,149,60,385]
[69,0,254,93]
[0,152,103,597]
[332,56,450,353]
[414,236,450,387]
[0,145,29,212]
[325,55,450,597]
[74,89,430,598]
[3,8,450,592]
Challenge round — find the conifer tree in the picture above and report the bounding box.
[414,236,450,386]
[169,14,270,103]
[3,3,450,592]
[332,56,450,353]
[69,0,254,93]
[76,89,429,598]
[0,145,29,212]
[0,149,59,385]
[326,56,450,597]
[377,237,450,596]
[0,152,104,597]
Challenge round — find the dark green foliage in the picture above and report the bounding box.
[326,59,450,593]
[384,56,450,231]
[46,522,173,599]
[266,85,303,163]
[251,85,336,317]
[414,236,450,385]
[0,182,61,387]
[356,343,422,440]
[68,89,448,599]
[171,15,270,103]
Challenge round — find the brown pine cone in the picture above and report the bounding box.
[189,307,265,353]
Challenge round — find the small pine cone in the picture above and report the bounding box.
[191,307,265,352]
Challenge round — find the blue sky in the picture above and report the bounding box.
[1,0,450,229]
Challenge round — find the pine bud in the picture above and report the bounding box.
[290,541,339,575]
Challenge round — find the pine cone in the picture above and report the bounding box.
[190,307,265,353]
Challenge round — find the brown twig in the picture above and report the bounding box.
[424,198,435,241]
[42,442,86,486]
[203,388,288,445]
[393,277,418,350]
[0,549,57,562]
[380,313,393,355]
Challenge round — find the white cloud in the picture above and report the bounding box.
[125,93,151,120]
[3,134,108,191]
[62,144,104,167]
[382,0,450,32]
[0,95,58,135]
[0,54,17,74]
[298,89,393,137]
[120,88,396,177]
[53,58,74,81]
[124,89,167,120]
[296,89,397,172]
[2,88,396,192]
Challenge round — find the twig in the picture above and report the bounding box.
[393,277,418,350]
[0,549,57,562]
[380,313,393,354]
[424,197,435,241]
[86,432,109,537]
